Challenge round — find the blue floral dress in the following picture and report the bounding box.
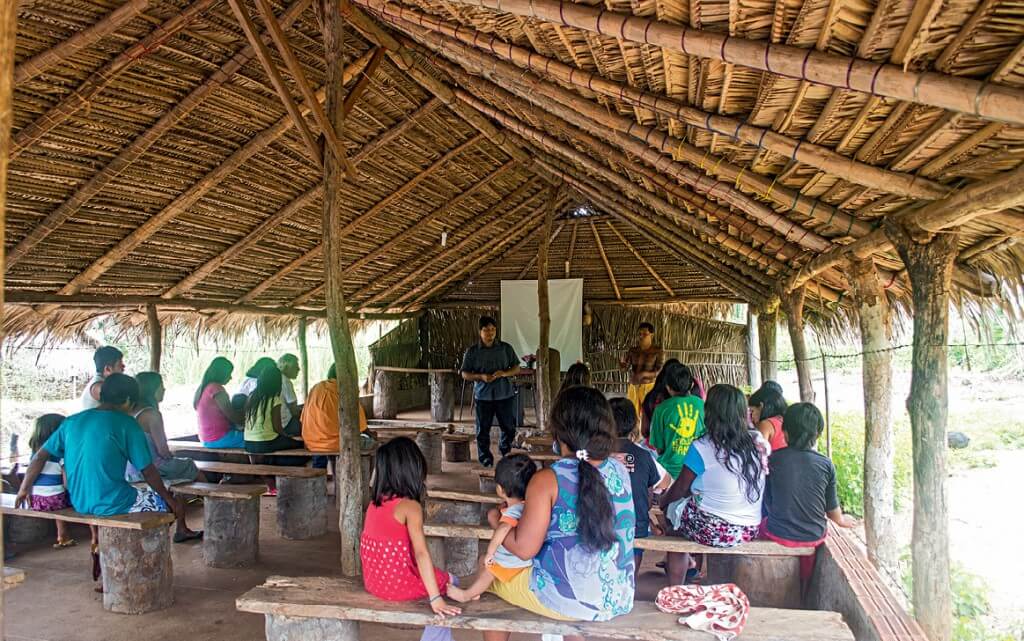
[529,457,636,621]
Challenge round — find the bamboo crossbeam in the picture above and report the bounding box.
[362,0,948,202]
[14,0,152,84]
[6,0,311,271]
[342,47,384,119]
[516,222,566,280]
[591,221,621,300]
[425,0,1024,126]
[566,223,577,278]
[10,0,216,160]
[605,221,674,296]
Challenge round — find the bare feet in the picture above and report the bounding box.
[446,586,480,603]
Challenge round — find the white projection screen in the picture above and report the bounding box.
[499,279,583,370]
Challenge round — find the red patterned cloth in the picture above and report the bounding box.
[360,497,449,601]
[655,583,750,641]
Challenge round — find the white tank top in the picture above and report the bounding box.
[80,374,103,410]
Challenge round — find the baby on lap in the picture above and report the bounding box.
[448,453,536,602]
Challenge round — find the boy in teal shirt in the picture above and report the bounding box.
[649,363,705,478]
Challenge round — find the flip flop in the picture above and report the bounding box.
[53,538,77,549]
[173,530,204,543]
[91,544,101,582]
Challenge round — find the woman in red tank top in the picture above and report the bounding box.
[748,385,788,452]
[361,437,461,616]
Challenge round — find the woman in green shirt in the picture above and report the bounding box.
[649,362,705,478]
[244,366,303,455]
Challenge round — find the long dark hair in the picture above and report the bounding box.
[704,384,763,503]
[194,356,234,408]
[30,414,65,453]
[559,362,591,394]
[549,386,617,552]
[136,371,163,410]
[245,365,282,424]
[245,357,277,379]
[782,403,824,451]
[642,357,681,422]
[372,437,427,506]
[748,387,787,420]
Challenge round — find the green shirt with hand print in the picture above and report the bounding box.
[649,394,705,479]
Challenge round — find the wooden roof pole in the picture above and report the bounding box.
[289,157,516,306]
[147,304,162,373]
[535,188,557,432]
[253,0,357,178]
[785,161,1024,293]
[357,187,550,308]
[1,4,13,595]
[5,0,312,271]
[227,0,323,168]
[342,47,384,118]
[590,221,621,300]
[10,0,217,159]
[565,223,577,278]
[15,0,152,84]
[419,0,1024,125]
[515,222,566,280]
[605,221,674,296]
[366,1,948,201]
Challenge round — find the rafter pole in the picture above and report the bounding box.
[605,221,674,295]
[515,222,566,280]
[5,0,311,270]
[342,47,384,118]
[565,222,577,278]
[591,220,620,300]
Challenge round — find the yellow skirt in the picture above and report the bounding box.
[627,382,655,421]
[487,568,577,621]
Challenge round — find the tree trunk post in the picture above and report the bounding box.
[886,222,957,641]
[322,0,364,576]
[147,304,162,372]
[848,258,897,573]
[746,307,760,390]
[0,0,14,622]
[781,289,815,402]
[757,302,778,383]
[297,316,309,399]
[430,371,456,421]
[535,188,557,431]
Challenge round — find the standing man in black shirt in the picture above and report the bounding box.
[461,316,521,467]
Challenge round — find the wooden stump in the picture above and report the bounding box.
[478,471,496,494]
[705,555,801,609]
[373,370,398,419]
[266,615,357,641]
[426,499,480,576]
[99,525,173,614]
[6,515,53,544]
[415,431,443,474]
[443,433,471,463]
[430,371,457,422]
[277,476,328,540]
[204,496,259,568]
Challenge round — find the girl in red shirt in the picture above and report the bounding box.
[361,437,461,618]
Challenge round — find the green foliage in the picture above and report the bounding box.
[949,449,998,471]
[828,411,913,517]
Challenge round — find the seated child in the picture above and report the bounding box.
[763,402,854,585]
[28,414,75,548]
[448,453,536,603]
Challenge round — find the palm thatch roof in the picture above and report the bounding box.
[6,0,1024,338]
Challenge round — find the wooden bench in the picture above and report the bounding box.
[170,482,265,568]
[1,494,175,614]
[236,575,855,641]
[192,461,327,540]
[373,425,449,474]
[3,566,25,591]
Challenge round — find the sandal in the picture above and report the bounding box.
[173,530,204,544]
[53,538,77,549]
[91,543,101,582]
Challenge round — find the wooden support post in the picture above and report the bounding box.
[321,0,364,576]
[781,289,815,403]
[298,316,309,399]
[1,3,14,624]
[147,304,162,372]
[590,220,620,299]
[99,526,174,614]
[746,308,760,390]
[757,303,778,383]
[536,190,557,431]
[886,223,958,641]
[848,258,897,573]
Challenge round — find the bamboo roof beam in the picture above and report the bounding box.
[786,162,1024,293]
[605,221,675,296]
[342,47,385,119]
[590,221,621,300]
[11,0,218,160]
[236,245,322,304]
[366,3,946,202]
[515,222,566,280]
[14,0,153,84]
[227,0,324,168]
[164,94,436,299]
[565,223,577,278]
[5,0,312,270]
[420,0,1024,124]
[961,236,1018,265]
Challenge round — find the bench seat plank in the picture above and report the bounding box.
[427,489,502,504]
[3,566,25,590]
[1,494,174,530]
[422,524,814,556]
[193,461,325,478]
[167,441,340,457]
[170,482,266,499]
[237,576,853,641]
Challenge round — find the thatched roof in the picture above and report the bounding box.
[6,0,1024,337]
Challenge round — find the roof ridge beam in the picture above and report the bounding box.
[397,0,1024,125]
[361,0,948,201]
[6,0,312,270]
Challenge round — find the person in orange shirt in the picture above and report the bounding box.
[301,364,370,469]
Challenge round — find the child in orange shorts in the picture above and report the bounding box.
[447,454,536,602]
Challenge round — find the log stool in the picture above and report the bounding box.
[430,371,457,422]
[99,524,174,614]
[278,475,328,540]
[171,482,264,568]
[425,498,480,576]
[477,468,496,494]
[442,433,471,463]
[373,370,399,419]
[415,431,443,474]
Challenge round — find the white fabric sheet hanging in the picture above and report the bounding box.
[499,279,583,370]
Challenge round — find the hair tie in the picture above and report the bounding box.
[575,449,589,461]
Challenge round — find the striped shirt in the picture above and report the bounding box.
[32,460,65,497]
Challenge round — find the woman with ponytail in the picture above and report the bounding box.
[482,386,635,637]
